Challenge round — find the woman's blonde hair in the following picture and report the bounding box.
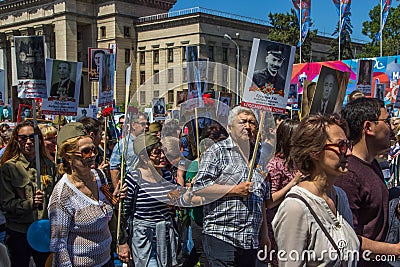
[38,124,57,139]
[57,135,92,175]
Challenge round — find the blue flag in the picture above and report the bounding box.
[292,0,311,46]
[376,0,391,41]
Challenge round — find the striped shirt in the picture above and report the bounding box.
[193,136,270,250]
[48,170,113,267]
[124,168,176,222]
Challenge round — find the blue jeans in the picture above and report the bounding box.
[203,235,257,267]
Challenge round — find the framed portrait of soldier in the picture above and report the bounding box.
[153,97,166,117]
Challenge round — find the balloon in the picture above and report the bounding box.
[27,219,50,253]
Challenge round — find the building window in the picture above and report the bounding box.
[140,91,146,104]
[154,90,159,98]
[168,90,174,104]
[168,69,174,83]
[153,50,159,64]
[168,48,174,62]
[125,49,130,64]
[208,46,214,60]
[100,26,106,38]
[140,71,145,85]
[182,47,186,61]
[139,51,145,65]
[182,68,187,82]
[223,47,228,62]
[153,70,159,84]
[124,26,130,37]
[77,32,82,40]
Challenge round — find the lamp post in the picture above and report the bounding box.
[224,33,240,105]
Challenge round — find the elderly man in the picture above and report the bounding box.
[319,73,336,114]
[50,61,75,98]
[109,112,148,188]
[190,106,270,267]
[252,43,286,92]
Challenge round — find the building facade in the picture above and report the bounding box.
[0,0,363,114]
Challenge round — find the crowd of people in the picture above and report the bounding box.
[0,95,399,267]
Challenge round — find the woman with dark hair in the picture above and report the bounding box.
[272,115,359,266]
[49,122,125,266]
[265,119,301,267]
[118,133,178,267]
[0,120,56,266]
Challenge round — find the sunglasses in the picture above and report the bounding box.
[17,134,35,142]
[151,148,165,156]
[74,146,98,159]
[324,140,353,156]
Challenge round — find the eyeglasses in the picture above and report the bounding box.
[17,134,35,142]
[374,118,391,127]
[324,140,353,156]
[74,146,98,159]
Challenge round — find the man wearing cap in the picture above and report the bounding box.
[252,44,286,93]
[149,122,162,139]
[109,113,148,188]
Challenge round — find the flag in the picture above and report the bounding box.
[376,0,391,41]
[332,0,352,38]
[292,0,311,46]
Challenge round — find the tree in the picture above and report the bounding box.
[327,16,354,60]
[359,3,400,58]
[267,9,317,63]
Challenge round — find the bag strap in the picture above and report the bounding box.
[286,193,342,258]
[94,168,107,185]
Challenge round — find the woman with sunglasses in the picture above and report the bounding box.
[0,120,56,266]
[272,115,359,266]
[49,122,124,266]
[118,133,178,267]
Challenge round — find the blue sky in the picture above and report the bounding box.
[171,0,399,43]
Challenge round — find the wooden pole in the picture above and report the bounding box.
[247,111,266,182]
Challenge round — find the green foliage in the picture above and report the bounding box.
[327,16,354,60]
[267,9,317,63]
[359,3,400,58]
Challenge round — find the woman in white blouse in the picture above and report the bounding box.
[49,122,125,267]
[272,114,359,266]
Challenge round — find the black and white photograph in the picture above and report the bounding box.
[356,59,374,96]
[375,83,386,100]
[50,61,77,100]
[14,36,46,81]
[153,97,166,117]
[287,84,298,105]
[310,66,344,115]
[217,93,232,117]
[88,48,111,81]
[242,38,296,113]
[42,59,82,116]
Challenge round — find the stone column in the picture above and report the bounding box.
[53,15,77,61]
[34,24,53,58]
[5,30,18,87]
[0,33,8,104]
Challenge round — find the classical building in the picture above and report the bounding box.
[0,0,364,114]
